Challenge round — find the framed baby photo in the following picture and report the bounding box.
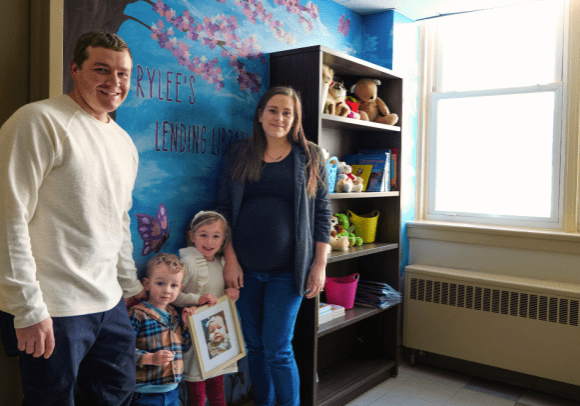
[188,295,246,379]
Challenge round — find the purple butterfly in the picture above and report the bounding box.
[136,203,170,256]
[338,14,350,37]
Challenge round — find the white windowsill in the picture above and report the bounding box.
[407,220,580,255]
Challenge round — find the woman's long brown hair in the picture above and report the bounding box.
[231,86,324,197]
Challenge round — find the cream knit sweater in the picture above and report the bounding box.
[0,95,143,328]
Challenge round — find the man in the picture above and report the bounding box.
[0,31,145,405]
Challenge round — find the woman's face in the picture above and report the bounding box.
[259,94,295,142]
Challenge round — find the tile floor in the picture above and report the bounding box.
[345,361,577,406]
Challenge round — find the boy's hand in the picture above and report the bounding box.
[199,293,218,307]
[225,287,239,302]
[145,350,175,366]
[181,307,196,326]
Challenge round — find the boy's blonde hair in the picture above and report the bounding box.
[146,252,185,278]
[186,211,231,256]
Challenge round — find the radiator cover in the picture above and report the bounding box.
[403,265,580,386]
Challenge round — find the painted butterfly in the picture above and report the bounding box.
[136,203,170,256]
[338,14,350,37]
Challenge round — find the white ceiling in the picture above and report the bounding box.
[332,0,543,20]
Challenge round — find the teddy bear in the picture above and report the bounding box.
[335,162,363,193]
[324,80,351,117]
[350,78,399,126]
[328,215,350,252]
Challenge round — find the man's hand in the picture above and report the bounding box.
[15,317,55,359]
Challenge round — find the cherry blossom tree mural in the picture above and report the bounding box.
[64,0,321,94]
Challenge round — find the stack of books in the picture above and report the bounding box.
[343,148,399,192]
[354,280,402,309]
[318,302,346,325]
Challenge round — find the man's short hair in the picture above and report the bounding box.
[72,31,132,69]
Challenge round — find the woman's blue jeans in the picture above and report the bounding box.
[236,272,303,406]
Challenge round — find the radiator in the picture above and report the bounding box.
[403,264,580,386]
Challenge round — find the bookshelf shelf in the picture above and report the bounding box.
[318,302,399,337]
[317,357,397,406]
[271,45,401,406]
[330,191,400,199]
[322,114,401,132]
[326,242,398,263]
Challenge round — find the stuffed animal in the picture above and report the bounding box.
[321,64,334,113]
[328,216,350,251]
[335,162,353,193]
[344,96,361,120]
[324,81,351,117]
[350,78,399,126]
[329,230,350,251]
[335,162,363,193]
[334,213,363,246]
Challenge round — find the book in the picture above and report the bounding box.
[328,303,345,319]
[343,153,390,192]
[319,302,332,315]
[350,164,373,191]
[390,148,399,191]
[357,149,393,192]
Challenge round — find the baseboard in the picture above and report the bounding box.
[402,347,580,403]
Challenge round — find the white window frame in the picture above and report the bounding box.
[417,0,580,232]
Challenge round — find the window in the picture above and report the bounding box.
[421,1,573,229]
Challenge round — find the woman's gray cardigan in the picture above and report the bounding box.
[215,140,332,296]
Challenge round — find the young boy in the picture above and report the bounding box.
[128,253,196,406]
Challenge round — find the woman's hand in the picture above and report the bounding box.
[305,263,326,299]
[305,241,329,299]
[223,243,244,289]
[225,287,240,301]
[199,293,218,307]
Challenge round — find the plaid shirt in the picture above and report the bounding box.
[129,301,191,386]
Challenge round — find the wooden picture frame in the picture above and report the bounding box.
[188,295,246,379]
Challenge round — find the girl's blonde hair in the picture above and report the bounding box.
[187,211,231,256]
[146,252,184,278]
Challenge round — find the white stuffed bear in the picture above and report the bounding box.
[335,162,363,193]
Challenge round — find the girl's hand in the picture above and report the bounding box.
[199,293,218,307]
[181,307,197,326]
[225,287,239,302]
[145,350,174,366]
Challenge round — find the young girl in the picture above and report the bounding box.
[173,210,239,406]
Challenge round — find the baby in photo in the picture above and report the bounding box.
[205,312,231,358]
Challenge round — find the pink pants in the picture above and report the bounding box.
[185,375,226,406]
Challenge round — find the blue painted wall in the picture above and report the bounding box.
[114,0,366,273]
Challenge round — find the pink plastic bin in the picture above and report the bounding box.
[324,273,360,310]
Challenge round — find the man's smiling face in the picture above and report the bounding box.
[70,46,132,122]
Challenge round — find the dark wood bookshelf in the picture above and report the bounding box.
[271,45,402,406]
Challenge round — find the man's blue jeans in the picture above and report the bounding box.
[236,272,303,406]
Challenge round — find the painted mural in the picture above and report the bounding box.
[110,0,364,273]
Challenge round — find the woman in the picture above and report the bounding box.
[216,86,331,406]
